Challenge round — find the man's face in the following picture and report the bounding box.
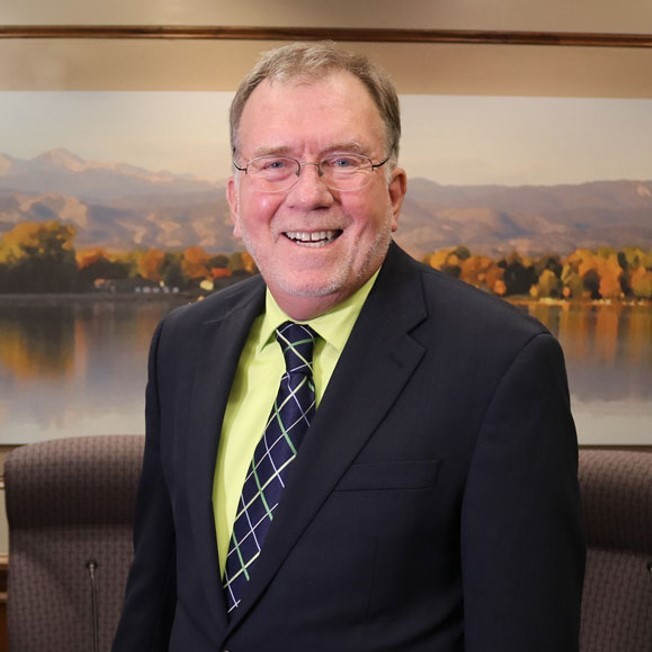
[227,71,406,320]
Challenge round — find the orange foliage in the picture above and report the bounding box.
[630,266,652,299]
[493,279,507,296]
[137,248,166,281]
[76,247,107,269]
[182,246,211,280]
[427,248,455,271]
[598,266,622,299]
[0,220,75,258]
[423,245,652,302]
[459,255,503,292]
[565,249,624,300]
[565,249,595,278]
[211,267,232,279]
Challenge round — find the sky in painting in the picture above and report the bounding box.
[0,90,651,186]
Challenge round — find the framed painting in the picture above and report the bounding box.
[0,26,650,447]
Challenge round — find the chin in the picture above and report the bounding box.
[277,276,345,299]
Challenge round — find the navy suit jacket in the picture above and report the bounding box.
[113,243,585,652]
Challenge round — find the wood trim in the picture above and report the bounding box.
[0,26,650,48]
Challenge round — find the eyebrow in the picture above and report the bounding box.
[250,141,370,159]
[251,145,294,158]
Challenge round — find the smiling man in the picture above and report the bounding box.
[227,63,405,320]
[113,42,585,652]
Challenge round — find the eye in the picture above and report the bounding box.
[323,154,364,171]
[258,157,292,172]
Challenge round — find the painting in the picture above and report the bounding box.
[0,28,650,446]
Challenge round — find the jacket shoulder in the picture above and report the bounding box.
[423,262,547,336]
[383,244,548,341]
[161,274,265,331]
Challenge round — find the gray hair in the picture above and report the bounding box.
[229,41,401,162]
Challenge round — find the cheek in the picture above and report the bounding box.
[240,192,284,228]
[346,193,393,232]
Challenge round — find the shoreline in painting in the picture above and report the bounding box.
[0,292,194,304]
[0,291,648,306]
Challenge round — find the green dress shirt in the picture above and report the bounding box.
[213,270,379,577]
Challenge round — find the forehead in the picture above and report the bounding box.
[236,71,386,155]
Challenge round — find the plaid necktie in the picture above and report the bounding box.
[223,321,317,614]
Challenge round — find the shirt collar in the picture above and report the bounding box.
[257,268,381,354]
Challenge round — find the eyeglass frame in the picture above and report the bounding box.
[231,151,392,193]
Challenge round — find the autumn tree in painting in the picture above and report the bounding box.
[459,253,505,296]
[426,244,652,301]
[0,220,77,292]
[137,248,167,282]
[0,219,648,300]
[563,248,624,300]
[630,266,652,299]
[76,247,132,289]
[498,253,538,297]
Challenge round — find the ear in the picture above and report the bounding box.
[226,176,241,238]
[387,167,407,232]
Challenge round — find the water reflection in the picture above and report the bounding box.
[0,297,186,443]
[0,298,649,445]
[525,302,651,445]
[526,302,651,402]
[0,304,76,379]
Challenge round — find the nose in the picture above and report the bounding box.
[300,161,323,178]
[285,162,334,208]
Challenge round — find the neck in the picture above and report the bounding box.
[270,290,348,322]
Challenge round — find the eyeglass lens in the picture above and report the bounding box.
[247,154,377,191]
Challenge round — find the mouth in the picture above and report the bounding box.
[284,230,343,247]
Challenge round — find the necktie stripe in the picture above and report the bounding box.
[251,466,274,519]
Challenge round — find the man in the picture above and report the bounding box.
[113,42,585,651]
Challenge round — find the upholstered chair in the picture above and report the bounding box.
[578,449,652,652]
[4,435,144,652]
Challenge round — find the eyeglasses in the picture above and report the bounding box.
[232,152,390,192]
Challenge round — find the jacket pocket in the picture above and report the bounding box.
[334,459,440,492]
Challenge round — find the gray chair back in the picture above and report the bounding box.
[4,435,144,652]
[578,449,652,652]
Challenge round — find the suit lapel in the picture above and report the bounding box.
[227,244,428,629]
[184,279,266,630]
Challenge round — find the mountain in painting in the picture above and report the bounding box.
[0,149,650,256]
[398,177,652,256]
[0,148,218,200]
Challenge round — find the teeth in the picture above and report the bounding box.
[285,230,339,245]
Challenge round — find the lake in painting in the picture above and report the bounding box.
[1,92,651,446]
[0,295,649,446]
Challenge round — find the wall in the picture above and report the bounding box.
[0,0,651,97]
[3,0,652,32]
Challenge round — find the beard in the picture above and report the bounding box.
[239,210,394,301]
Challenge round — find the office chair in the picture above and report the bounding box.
[578,448,652,652]
[4,435,144,652]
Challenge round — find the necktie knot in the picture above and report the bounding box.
[276,321,317,376]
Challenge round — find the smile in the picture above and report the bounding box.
[284,230,342,247]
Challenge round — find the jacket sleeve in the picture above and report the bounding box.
[461,333,586,651]
[112,320,177,651]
